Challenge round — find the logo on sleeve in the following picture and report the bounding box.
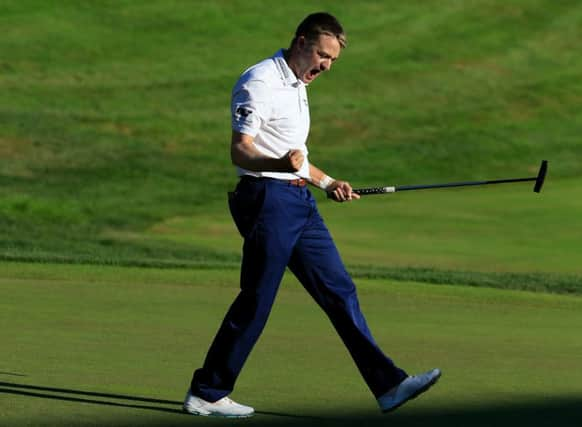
[236,107,252,118]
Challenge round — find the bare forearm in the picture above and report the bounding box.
[231,142,285,171]
[231,131,303,172]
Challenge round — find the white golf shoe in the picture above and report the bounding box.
[377,368,441,413]
[183,390,254,418]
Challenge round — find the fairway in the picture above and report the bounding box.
[1,262,581,426]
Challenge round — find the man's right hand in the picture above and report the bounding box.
[282,149,305,172]
[231,131,306,173]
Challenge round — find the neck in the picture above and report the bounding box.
[283,48,300,79]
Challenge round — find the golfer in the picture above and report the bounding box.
[184,12,440,418]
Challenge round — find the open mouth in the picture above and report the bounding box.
[308,69,320,80]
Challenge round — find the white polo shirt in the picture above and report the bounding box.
[231,49,311,180]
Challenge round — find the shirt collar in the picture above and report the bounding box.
[273,49,305,88]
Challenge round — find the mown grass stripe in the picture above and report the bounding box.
[1,255,580,296]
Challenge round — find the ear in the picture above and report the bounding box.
[296,35,307,51]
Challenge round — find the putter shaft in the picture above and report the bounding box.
[352,161,548,196]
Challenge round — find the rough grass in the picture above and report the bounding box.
[1,1,581,289]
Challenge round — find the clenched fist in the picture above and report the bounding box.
[282,149,305,172]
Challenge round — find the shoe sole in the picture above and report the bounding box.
[183,407,254,418]
[382,370,442,414]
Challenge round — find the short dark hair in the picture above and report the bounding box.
[291,12,347,49]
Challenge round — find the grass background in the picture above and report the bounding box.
[2,0,581,282]
[1,0,582,425]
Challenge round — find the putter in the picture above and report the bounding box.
[346,160,548,196]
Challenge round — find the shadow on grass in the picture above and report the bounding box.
[1,381,581,426]
[0,380,321,422]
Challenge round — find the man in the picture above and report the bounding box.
[183,12,441,418]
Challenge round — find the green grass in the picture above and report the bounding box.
[1,0,582,283]
[2,176,581,294]
[1,262,582,426]
[2,3,581,424]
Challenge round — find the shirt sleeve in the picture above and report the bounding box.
[231,79,272,137]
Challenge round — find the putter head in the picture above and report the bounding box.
[533,160,548,193]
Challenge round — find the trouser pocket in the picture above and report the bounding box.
[228,180,266,238]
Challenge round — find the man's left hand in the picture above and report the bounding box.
[327,180,360,203]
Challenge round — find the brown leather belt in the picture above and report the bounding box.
[240,176,308,187]
[288,179,307,187]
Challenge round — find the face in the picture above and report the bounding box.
[292,34,341,84]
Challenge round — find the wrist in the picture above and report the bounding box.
[318,175,335,191]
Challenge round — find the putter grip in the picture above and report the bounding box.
[354,188,382,195]
[326,186,396,198]
[354,186,396,195]
[325,189,375,198]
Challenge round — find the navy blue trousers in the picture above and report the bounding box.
[191,177,407,401]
